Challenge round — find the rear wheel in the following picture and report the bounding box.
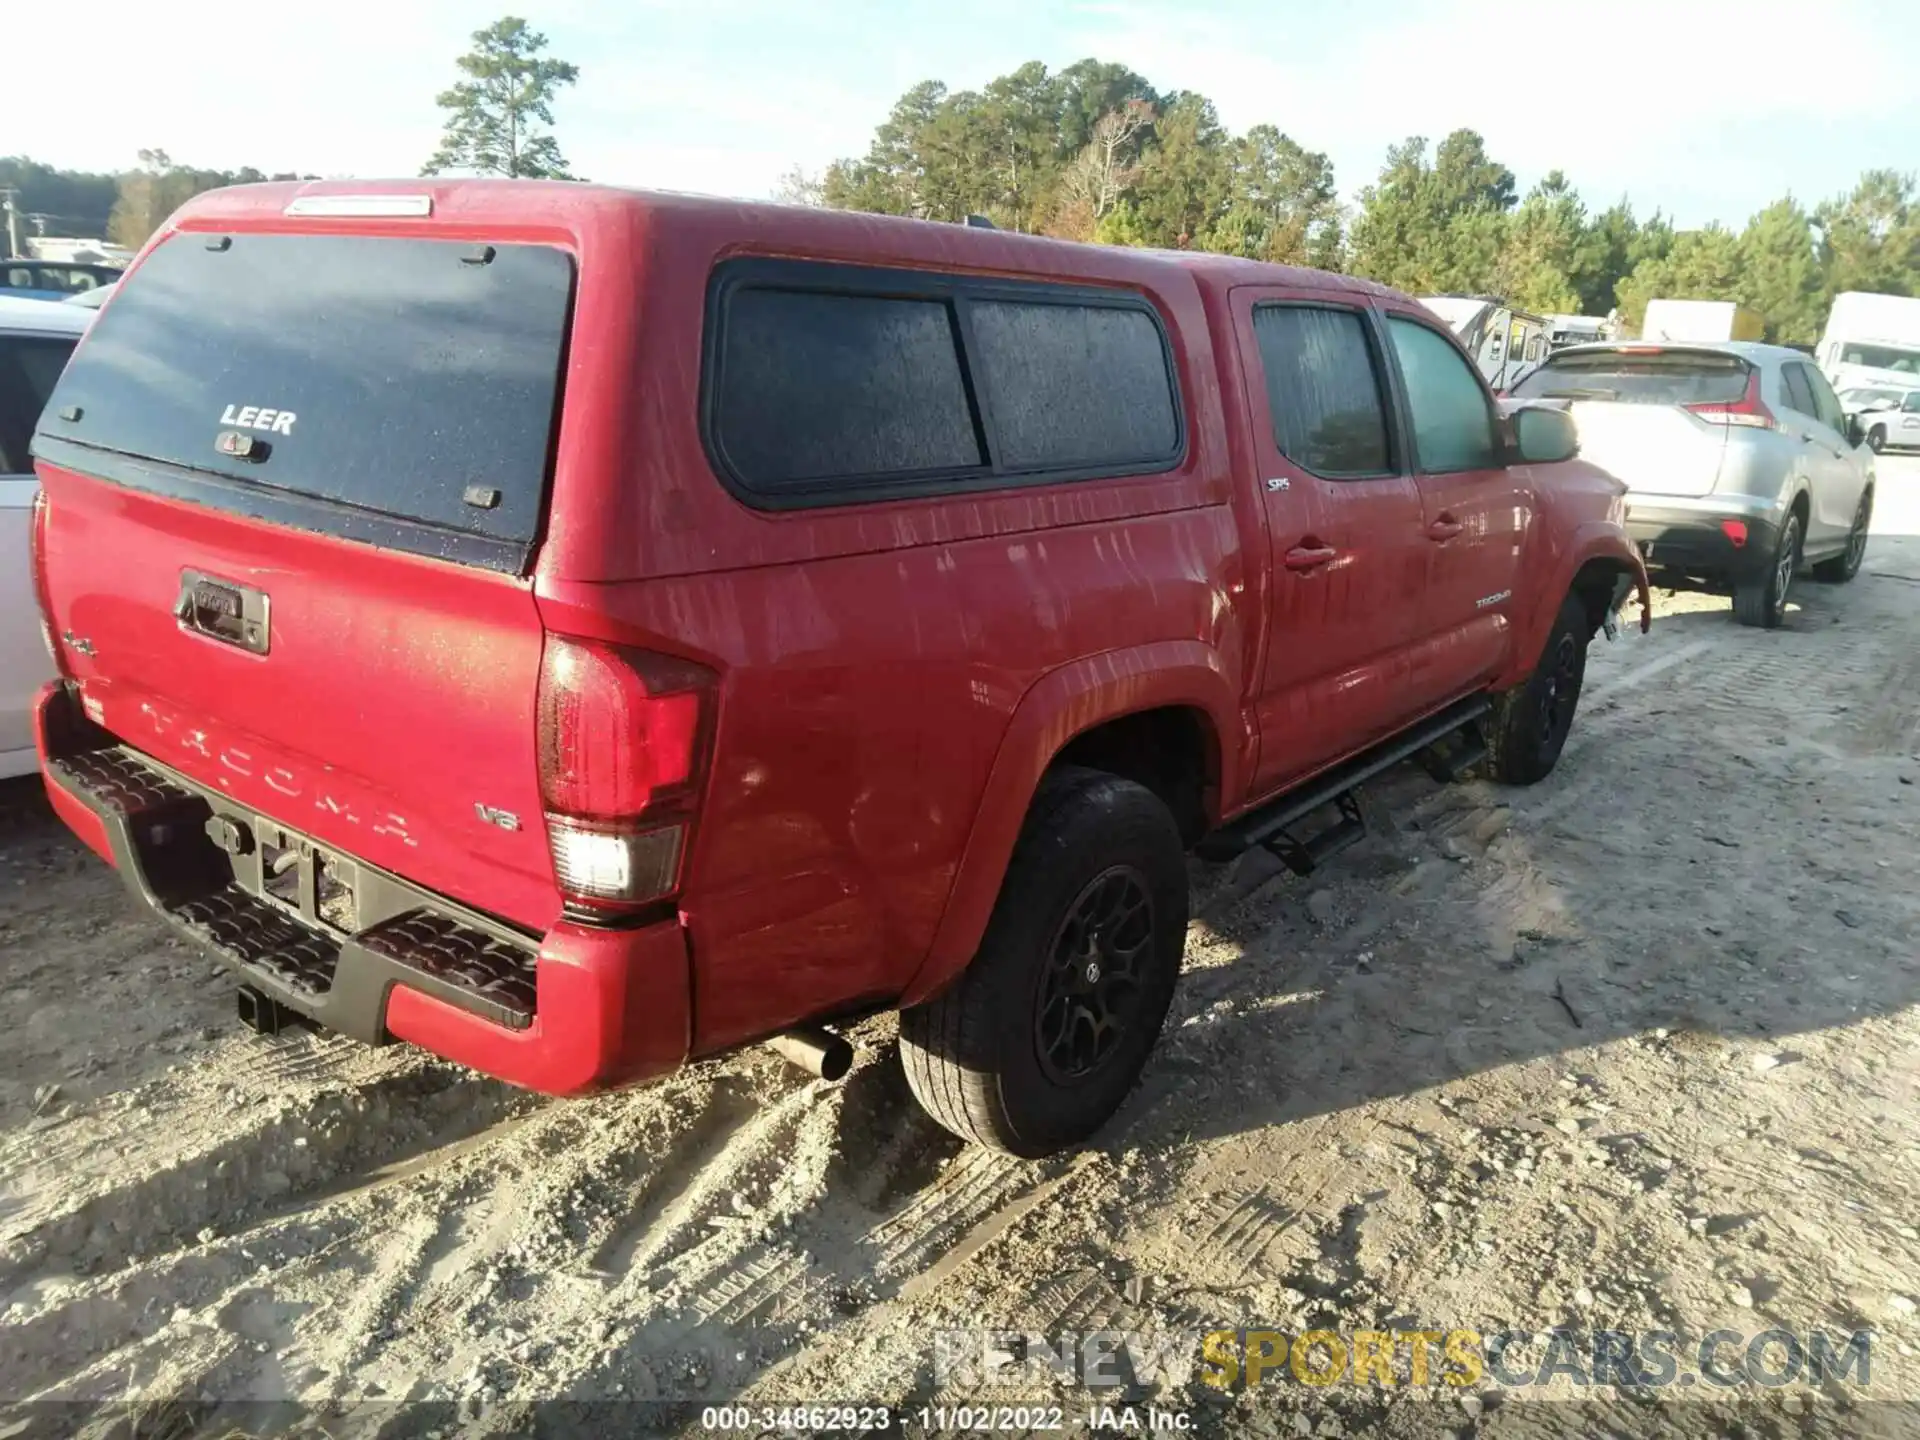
[899,767,1187,1156]
[1812,489,1872,583]
[1733,511,1800,628]
[1485,592,1589,786]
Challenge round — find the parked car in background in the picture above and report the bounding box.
[1839,385,1911,414]
[1512,342,1874,628]
[63,283,116,311]
[31,182,1646,1155]
[1,295,91,779]
[1840,386,1920,453]
[0,260,122,303]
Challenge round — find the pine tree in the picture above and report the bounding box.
[423,17,580,180]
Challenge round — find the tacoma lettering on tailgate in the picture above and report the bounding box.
[134,699,417,847]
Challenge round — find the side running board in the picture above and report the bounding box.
[1196,695,1492,869]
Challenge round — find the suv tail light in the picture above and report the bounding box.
[29,489,66,676]
[535,636,715,917]
[1686,372,1775,430]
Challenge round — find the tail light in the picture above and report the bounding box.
[29,489,66,676]
[535,636,715,917]
[1686,372,1775,430]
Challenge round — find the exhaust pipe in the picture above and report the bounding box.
[765,1026,854,1082]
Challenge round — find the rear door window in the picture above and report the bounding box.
[1512,350,1750,406]
[1780,365,1819,420]
[1386,316,1499,472]
[1251,304,1392,477]
[35,233,575,572]
[1800,366,1847,434]
[0,334,78,474]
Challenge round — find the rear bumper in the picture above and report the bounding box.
[1624,494,1782,584]
[35,682,690,1095]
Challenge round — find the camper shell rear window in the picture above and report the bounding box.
[33,232,575,573]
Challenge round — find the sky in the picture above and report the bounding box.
[14,0,1917,230]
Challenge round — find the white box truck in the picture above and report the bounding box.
[1819,291,1920,393]
[1639,299,1764,343]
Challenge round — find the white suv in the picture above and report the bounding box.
[1,295,91,778]
[1840,386,1920,454]
[1511,342,1875,628]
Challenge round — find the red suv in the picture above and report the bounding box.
[30,182,1646,1156]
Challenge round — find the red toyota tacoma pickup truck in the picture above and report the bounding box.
[29,182,1646,1156]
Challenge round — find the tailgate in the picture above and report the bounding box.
[31,230,574,931]
[1565,401,1731,499]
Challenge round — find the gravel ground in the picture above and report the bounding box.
[4,461,1919,1439]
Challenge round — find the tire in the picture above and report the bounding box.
[1732,510,1801,628]
[1867,425,1886,454]
[1812,488,1872,583]
[899,766,1188,1157]
[1485,592,1589,786]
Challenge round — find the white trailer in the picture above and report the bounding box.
[1419,296,1549,391]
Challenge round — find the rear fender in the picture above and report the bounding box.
[1494,526,1649,692]
[898,640,1240,1007]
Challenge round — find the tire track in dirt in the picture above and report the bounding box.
[863,1146,1042,1281]
[18,1316,245,1405]
[1844,648,1920,756]
[591,1085,771,1296]
[0,1063,532,1289]
[5,1214,354,1399]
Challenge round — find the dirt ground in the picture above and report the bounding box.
[4,462,1919,1439]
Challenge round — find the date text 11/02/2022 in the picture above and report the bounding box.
[698,1405,1194,1431]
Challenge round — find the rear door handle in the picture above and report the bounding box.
[1427,515,1463,541]
[1283,544,1338,571]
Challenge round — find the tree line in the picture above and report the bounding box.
[801,59,1920,344]
[15,39,1919,347]
[1,151,317,254]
